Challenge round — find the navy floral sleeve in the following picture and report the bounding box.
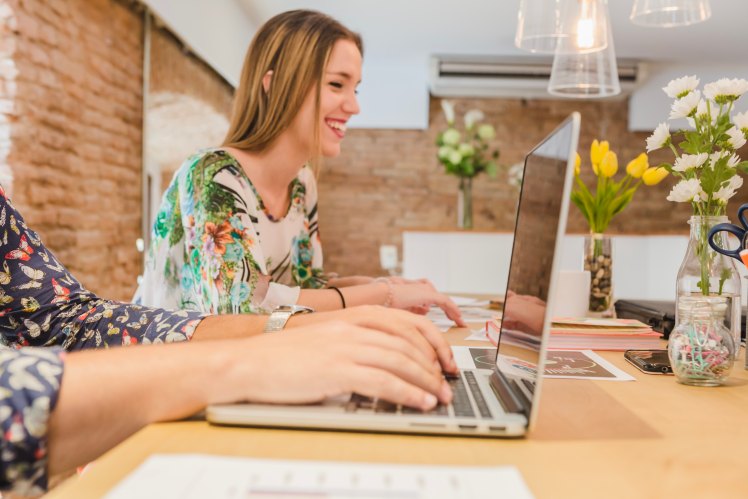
[0,347,64,495]
[0,186,204,349]
[0,184,208,493]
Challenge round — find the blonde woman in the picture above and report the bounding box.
[138,10,463,325]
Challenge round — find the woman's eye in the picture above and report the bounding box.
[329,81,343,89]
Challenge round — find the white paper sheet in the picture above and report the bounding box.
[427,307,498,332]
[464,328,490,342]
[106,454,535,499]
[447,295,490,308]
[451,346,635,381]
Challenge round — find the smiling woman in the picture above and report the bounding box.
[136,9,463,325]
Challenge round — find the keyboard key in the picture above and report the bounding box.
[464,371,492,419]
[447,375,476,418]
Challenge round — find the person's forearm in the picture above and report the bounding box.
[298,282,387,311]
[189,314,268,341]
[47,341,247,475]
[326,276,374,287]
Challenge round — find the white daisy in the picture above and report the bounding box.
[669,91,701,120]
[726,152,741,168]
[734,110,748,134]
[464,109,484,130]
[714,175,744,204]
[441,99,455,125]
[704,78,748,103]
[666,178,703,203]
[708,150,727,168]
[663,75,700,99]
[646,122,671,152]
[672,153,708,172]
[726,126,747,150]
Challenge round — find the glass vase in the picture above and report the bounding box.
[675,216,741,352]
[584,233,613,316]
[668,304,735,386]
[457,176,474,229]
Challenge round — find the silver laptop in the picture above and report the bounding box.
[207,113,581,437]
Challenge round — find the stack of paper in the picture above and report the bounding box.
[486,316,663,351]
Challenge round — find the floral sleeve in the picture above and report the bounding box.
[0,347,64,495]
[0,186,205,350]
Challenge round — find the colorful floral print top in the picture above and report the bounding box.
[137,149,326,314]
[0,185,205,493]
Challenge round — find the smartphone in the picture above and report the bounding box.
[624,349,673,375]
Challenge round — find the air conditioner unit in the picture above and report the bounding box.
[430,55,644,99]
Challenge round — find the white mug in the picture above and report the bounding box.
[552,270,591,317]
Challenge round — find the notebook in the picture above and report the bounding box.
[206,113,581,437]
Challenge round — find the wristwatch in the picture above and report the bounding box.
[263,304,314,332]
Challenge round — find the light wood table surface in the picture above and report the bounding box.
[48,329,748,499]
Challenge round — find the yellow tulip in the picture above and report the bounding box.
[574,153,581,176]
[599,151,618,178]
[590,139,609,166]
[642,166,669,186]
[625,153,649,178]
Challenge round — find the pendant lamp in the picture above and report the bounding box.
[630,0,711,27]
[515,0,609,54]
[548,5,620,99]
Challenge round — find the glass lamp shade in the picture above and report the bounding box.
[548,14,620,98]
[515,0,609,54]
[630,0,711,27]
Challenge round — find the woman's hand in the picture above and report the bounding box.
[388,282,465,327]
[238,321,453,410]
[502,290,547,335]
[288,305,457,374]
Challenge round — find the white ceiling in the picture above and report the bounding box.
[239,0,748,64]
[145,0,748,130]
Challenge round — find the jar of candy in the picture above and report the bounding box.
[668,302,735,386]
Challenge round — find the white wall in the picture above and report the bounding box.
[142,0,255,87]
[402,231,693,302]
[629,63,748,132]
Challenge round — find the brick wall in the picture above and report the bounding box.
[147,24,232,182]
[0,0,234,300]
[319,97,748,277]
[5,0,144,301]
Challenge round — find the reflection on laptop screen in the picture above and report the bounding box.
[494,118,576,380]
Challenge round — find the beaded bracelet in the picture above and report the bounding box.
[374,277,394,307]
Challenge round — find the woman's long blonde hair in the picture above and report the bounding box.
[222,10,362,168]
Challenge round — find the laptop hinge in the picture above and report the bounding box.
[489,371,529,417]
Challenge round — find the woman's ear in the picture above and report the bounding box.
[262,70,274,94]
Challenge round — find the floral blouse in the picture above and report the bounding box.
[137,149,326,315]
[0,185,205,493]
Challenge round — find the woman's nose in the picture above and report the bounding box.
[343,91,360,115]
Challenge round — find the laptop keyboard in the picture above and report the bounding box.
[346,372,492,419]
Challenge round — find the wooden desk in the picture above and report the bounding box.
[48,330,748,499]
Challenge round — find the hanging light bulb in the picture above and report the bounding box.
[548,3,620,99]
[630,0,711,27]
[575,0,597,50]
[515,0,608,54]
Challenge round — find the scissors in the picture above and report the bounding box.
[708,203,748,265]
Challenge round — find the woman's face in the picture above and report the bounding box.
[288,39,362,158]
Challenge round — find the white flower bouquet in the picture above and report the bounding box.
[648,76,748,299]
[436,100,499,178]
[647,76,748,214]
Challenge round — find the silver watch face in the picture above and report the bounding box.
[274,305,314,315]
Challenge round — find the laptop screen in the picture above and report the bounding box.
[493,114,579,418]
